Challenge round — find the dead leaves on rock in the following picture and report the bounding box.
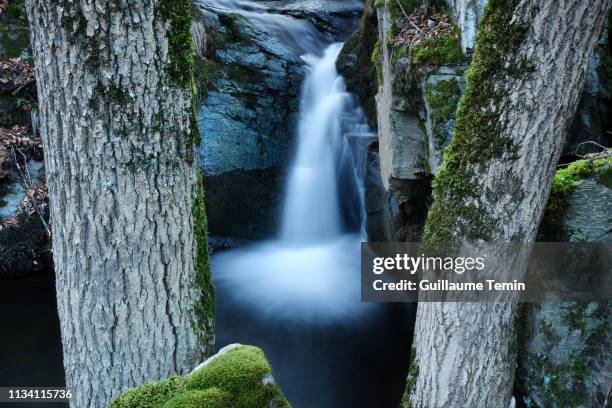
[0,57,34,94]
[19,177,48,218]
[393,9,455,48]
[0,124,41,150]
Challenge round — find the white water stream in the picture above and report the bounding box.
[213,42,377,323]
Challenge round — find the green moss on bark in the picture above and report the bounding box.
[156,1,202,157]
[372,40,383,84]
[422,0,530,243]
[156,0,195,87]
[193,172,214,350]
[401,345,419,408]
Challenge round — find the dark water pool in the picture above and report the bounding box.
[216,297,416,408]
[0,273,415,408]
[0,275,66,407]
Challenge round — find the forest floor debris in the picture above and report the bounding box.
[392,8,455,47]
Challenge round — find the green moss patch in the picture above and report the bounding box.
[411,30,463,66]
[110,376,185,408]
[425,78,461,147]
[538,156,611,240]
[109,346,290,408]
[372,39,383,85]
[161,388,227,408]
[0,0,30,60]
[185,346,289,408]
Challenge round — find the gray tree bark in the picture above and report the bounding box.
[405,0,610,407]
[24,1,214,407]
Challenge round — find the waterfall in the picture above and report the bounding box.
[212,41,376,324]
[281,44,347,243]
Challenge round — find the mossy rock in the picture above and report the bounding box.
[538,156,611,240]
[411,30,464,66]
[110,376,185,408]
[161,388,227,408]
[184,345,289,408]
[109,345,290,408]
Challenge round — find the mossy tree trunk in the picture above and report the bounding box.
[405,0,610,407]
[25,1,214,407]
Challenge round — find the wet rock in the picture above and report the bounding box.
[336,0,379,126]
[205,166,285,239]
[0,213,51,278]
[194,7,304,239]
[564,24,611,157]
[256,0,363,40]
[364,142,432,242]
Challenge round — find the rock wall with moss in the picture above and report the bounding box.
[518,157,611,408]
[343,0,611,245]
[341,0,467,241]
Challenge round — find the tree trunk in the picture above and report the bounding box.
[405,0,610,407]
[24,1,214,407]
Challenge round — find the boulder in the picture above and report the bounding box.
[109,344,290,408]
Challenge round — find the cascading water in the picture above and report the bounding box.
[213,43,376,322]
[282,44,348,243]
[204,2,415,406]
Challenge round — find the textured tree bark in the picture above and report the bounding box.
[24,1,214,407]
[405,0,611,407]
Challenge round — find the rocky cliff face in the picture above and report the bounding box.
[340,0,611,243]
[519,157,611,408]
[192,6,304,239]
[339,0,467,241]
